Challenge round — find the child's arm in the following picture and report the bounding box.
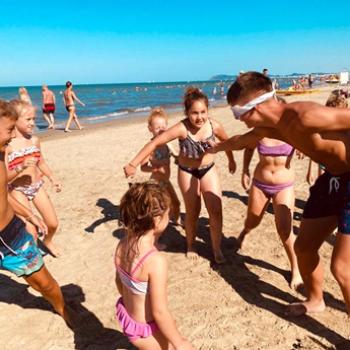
[8,194,47,235]
[124,123,185,178]
[149,254,193,350]
[242,148,255,191]
[72,92,85,106]
[212,120,236,174]
[34,137,62,192]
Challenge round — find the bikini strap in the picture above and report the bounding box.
[130,248,158,276]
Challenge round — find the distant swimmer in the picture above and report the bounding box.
[42,85,56,129]
[213,86,217,95]
[63,81,85,133]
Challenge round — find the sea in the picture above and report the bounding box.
[0,77,305,131]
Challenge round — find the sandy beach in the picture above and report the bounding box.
[1,86,349,350]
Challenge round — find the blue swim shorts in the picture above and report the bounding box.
[0,216,44,277]
[303,171,350,234]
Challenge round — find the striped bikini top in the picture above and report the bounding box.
[116,248,157,295]
[7,145,41,171]
[179,119,215,159]
[257,141,294,157]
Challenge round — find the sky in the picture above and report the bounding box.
[1,0,350,86]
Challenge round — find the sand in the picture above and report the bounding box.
[0,86,349,350]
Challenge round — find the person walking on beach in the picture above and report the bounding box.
[209,71,350,317]
[18,87,32,105]
[63,81,85,132]
[124,87,236,264]
[0,99,72,326]
[115,182,193,350]
[6,100,62,257]
[42,85,56,129]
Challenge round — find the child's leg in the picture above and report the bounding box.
[238,184,270,249]
[165,181,181,225]
[131,330,169,350]
[178,169,201,258]
[10,190,37,239]
[200,166,225,263]
[32,187,60,256]
[272,186,302,289]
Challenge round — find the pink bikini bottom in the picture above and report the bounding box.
[116,297,159,341]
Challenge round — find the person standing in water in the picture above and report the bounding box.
[63,81,85,133]
[42,85,56,129]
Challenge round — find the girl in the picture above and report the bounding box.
[124,87,236,264]
[140,108,181,226]
[238,137,302,289]
[6,100,62,257]
[115,181,193,350]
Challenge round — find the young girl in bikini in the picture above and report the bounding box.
[6,100,62,257]
[115,181,193,350]
[140,108,181,226]
[124,87,236,264]
[208,97,302,288]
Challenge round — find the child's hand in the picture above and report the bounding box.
[50,179,62,192]
[228,160,236,174]
[26,214,48,236]
[123,163,137,178]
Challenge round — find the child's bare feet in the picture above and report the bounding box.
[285,299,326,316]
[186,247,199,260]
[43,238,61,257]
[214,250,227,264]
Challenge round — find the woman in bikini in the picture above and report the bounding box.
[63,81,85,132]
[6,100,62,257]
[124,87,236,264]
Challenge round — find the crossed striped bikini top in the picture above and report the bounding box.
[7,145,41,171]
[257,141,294,157]
[179,119,215,159]
[116,248,157,295]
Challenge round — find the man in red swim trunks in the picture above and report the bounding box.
[42,85,56,129]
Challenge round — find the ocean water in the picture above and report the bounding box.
[0,78,301,131]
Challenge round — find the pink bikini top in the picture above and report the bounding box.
[257,141,294,157]
[116,248,157,295]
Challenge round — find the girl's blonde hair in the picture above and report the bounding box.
[119,181,170,260]
[147,107,168,126]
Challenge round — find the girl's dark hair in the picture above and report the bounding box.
[119,181,170,260]
[183,86,209,115]
[227,71,273,105]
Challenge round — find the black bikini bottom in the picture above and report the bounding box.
[178,163,214,180]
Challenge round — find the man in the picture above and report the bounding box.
[42,84,56,129]
[262,68,269,77]
[209,71,350,316]
[63,81,85,133]
[0,100,72,325]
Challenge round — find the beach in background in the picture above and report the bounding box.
[0,85,349,350]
